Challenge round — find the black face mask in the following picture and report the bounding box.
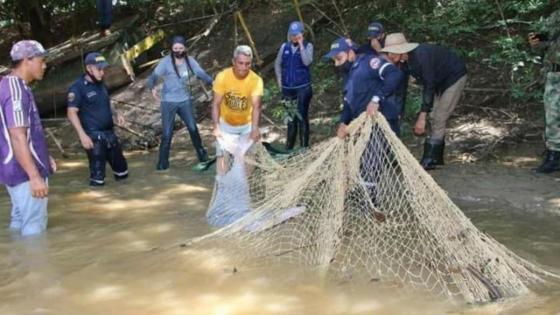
[173,51,186,59]
[86,69,102,84]
[292,42,299,47]
[336,60,353,74]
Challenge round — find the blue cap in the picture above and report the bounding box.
[288,21,304,36]
[367,22,384,38]
[323,37,357,60]
[84,52,109,69]
[171,35,186,47]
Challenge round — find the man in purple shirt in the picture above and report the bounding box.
[0,40,56,236]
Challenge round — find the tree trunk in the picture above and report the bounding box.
[15,0,53,45]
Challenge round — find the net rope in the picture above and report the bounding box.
[194,113,557,303]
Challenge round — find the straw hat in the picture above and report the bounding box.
[381,33,419,54]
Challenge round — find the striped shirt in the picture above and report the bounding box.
[0,75,51,186]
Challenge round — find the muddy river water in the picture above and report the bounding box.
[1,152,559,315]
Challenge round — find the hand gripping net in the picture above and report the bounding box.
[196,113,557,303]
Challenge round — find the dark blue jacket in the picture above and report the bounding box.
[340,54,405,125]
[67,74,114,135]
[281,42,311,89]
[405,43,467,113]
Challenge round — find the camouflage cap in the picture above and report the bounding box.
[10,40,47,61]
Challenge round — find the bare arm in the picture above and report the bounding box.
[8,127,48,198]
[67,107,93,149]
[211,93,223,128]
[250,95,262,142]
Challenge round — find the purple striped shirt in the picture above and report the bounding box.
[0,75,51,186]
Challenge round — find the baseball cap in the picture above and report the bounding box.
[84,52,109,69]
[323,37,357,60]
[288,21,304,36]
[10,40,47,61]
[367,22,384,38]
[171,35,187,47]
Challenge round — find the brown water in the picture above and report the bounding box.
[1,152,559,315]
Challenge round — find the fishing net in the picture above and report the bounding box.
[196,113,556,303]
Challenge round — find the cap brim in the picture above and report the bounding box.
[381,43,419,54]
[322,49,341,61]
[96,61,110,69]
[288,31,302,36]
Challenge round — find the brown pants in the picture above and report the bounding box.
[429,75,468,141]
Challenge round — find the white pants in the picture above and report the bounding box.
[215,120,252,157]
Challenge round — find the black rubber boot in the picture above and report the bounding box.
[420,139,445,170]
[534,150,560,174]
[286,121,297,150]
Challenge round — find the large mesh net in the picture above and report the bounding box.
[194,113,557,303]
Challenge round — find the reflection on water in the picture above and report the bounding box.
[0,153,559,315]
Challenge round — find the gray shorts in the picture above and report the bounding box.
[215,121,252,157]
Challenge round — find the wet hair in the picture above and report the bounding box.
[233,45,253,60]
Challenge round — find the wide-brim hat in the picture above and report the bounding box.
[381,33,419,54]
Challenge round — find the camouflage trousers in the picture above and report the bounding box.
[544,72,560,151]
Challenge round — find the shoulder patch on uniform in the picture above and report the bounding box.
[68,92,76,102]
[369,57,381,70]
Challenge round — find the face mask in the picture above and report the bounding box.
[336,60,353,74]
[86,69,102,84]
[173,51,186,59]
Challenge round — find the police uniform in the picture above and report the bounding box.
[340,53,405,204]
[341,53,405,135]
[68,74,128,185]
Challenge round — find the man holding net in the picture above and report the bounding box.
[211,45,263,175]
[324,36,414,217]
[206,45,263,226]
[323,36,412,137]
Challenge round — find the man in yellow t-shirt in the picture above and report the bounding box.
[211,45,264,173]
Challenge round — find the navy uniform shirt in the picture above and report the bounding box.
[67,74,114,135]
[341,54,404,125]
[405,43,467,113]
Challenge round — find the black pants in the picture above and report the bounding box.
[87,131,128,185]
[96,0,113,29]
[283,85,313,149]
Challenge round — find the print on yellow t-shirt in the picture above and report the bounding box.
[213,68,264,126]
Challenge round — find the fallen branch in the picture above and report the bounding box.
[115,123,149,139]
[46,128,69,158]
[155,13,221,29]
[331,0,349,36]
[308,2,346,36]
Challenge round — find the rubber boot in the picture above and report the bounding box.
[286,121,297,150]
[534,150,560,174]
[420,139,445,170]
[299,120,309,148]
